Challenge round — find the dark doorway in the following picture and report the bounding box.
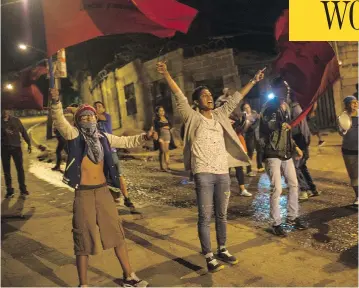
[316,87,337,129]
[151,80,174,119]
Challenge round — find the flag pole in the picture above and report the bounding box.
[46,57,61,140]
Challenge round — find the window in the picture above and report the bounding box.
[124,83,137,116]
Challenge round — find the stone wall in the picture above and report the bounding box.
[183,48,240,101]
[332,41,358,115]
[80,48,242,131]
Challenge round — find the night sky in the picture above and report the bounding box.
[1,0,289,76]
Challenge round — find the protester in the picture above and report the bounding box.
[241,102,264,174]
[94,101,135,210]
[153,106,176,172]
[338,96,358,207]
[1,109,32,198]
[260,77,307,237]
[51,89,155,287]
[307,101,325,146]
[290,97,320,201]
[157,61,264,272]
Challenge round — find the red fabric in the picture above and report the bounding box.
[272,9,340,127]
[1,84,43,110]
[20,66,48,87]
[42,0,197,56]
[132,0,197,34]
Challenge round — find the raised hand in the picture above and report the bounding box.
[146,126,157,140]
[254,67,266,83]
[156,61,168,75]
[50,88,60,102]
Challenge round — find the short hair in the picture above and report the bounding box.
[93,101,105,108]
[192,86,208,102]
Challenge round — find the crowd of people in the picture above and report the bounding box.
[1,61,358,287]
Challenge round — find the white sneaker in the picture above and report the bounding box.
[240,189,252,197]
[354,198,358,206]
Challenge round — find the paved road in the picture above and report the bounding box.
[1,119,358,287]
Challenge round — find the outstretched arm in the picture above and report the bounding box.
[216,68,266,117]
[50,89,79,140]
[106,127,158,149]
[156,62,196,122]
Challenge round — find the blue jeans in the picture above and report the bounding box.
[265,158,299,226]
[194,173,231,255]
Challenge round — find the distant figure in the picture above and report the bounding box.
[1,109,31,198]
[94,101,136,210]
[338,96,358,207]
[153,106,176,172]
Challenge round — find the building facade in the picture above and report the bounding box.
[79,43,358,132]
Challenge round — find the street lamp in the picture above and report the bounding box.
[4,83,14,91]
[17,42,56,139]
[18,43,28,50]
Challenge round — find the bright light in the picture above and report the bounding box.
[338,60,343,66]
[5,83,14,91]
[18,43,28,50]
[268,93,275,100]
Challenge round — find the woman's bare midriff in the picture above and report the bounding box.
[80,156,106,185]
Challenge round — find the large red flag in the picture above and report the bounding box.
[272,9,340,127]
[42,0,198,56]
[2,85,44,110]
[2,66,48,110]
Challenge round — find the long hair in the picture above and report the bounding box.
[154,105,167,121]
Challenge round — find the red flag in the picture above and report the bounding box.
[20,66,48,87]
[132,0,197,34]
[2,84,43,110]
[272,9,340,127]
[42,0,197,56]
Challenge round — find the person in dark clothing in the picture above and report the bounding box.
[52,129,67,171]
[94,101,135,210]
[290,98,320,201]
[1,109,32,198]
[260,77,307,237]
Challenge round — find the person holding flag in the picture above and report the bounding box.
[50,88,156,287]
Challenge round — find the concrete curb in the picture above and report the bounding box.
[27,121,49,151]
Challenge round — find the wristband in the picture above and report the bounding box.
[250,78,257,85]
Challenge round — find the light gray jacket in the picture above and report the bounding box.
[176,91,250,170]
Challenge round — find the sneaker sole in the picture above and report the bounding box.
[208,264,225,273]
[218,258,239,265]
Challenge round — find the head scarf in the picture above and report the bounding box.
[75,104,104,164]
